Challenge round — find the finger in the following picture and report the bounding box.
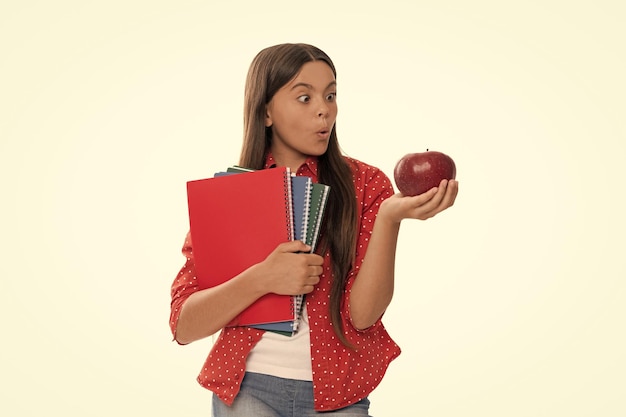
[419,181,458,219]
[440,180,459,208]
[302,253,325,266]
[301,285,315,294]
[404,183,446,219]
[305,275,321,287]
[277,240,311,253]
[410,186,439,204]
[419,180,448,211]
[308,265,323,276]
[297,277,319,294]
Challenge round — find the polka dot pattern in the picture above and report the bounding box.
[169,156,401,411]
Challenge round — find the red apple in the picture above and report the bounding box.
[393,150,456,196]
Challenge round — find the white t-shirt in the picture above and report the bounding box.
[245,305,313,381]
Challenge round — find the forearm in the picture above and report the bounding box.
[174,240,321,344]
[175,265,266,344]
[349,211,400,330]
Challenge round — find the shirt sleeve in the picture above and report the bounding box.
[169,231,200,344]
[342,163,395,333]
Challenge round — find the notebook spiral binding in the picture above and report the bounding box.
[283,170,297,322]
[284,169,295,243]
[300,179,312,243]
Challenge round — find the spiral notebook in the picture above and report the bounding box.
[216,166,330,335]
[186,167,297,328]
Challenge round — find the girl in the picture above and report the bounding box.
[170,43,458,416]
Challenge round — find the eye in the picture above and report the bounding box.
[297,95,310,103]
[326,92,337,102]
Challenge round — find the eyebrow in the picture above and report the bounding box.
[290,81,337,91]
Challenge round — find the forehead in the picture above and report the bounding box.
[286,61,335,88]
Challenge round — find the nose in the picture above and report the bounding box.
[317,100,329,118]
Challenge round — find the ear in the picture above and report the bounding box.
[265,105,273,127]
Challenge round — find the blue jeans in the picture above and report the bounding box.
[212,372,371,417]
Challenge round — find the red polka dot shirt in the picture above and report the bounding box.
[169,155,401,411]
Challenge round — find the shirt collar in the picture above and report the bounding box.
[264,152,319,179]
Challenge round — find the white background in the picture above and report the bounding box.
[1,1,624,415]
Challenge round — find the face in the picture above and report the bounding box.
[266,60,338,170]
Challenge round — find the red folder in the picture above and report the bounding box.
[186,167,296,327]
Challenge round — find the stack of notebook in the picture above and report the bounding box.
[186,165,330,336]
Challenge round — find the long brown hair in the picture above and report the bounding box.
[239,43,357,347]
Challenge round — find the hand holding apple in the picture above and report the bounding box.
[379,178,458,223]
[393,150,457,196]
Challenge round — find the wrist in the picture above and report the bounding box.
[240,263,270,298]
[378,198,403,226]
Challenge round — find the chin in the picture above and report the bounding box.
[312,142,330,156]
